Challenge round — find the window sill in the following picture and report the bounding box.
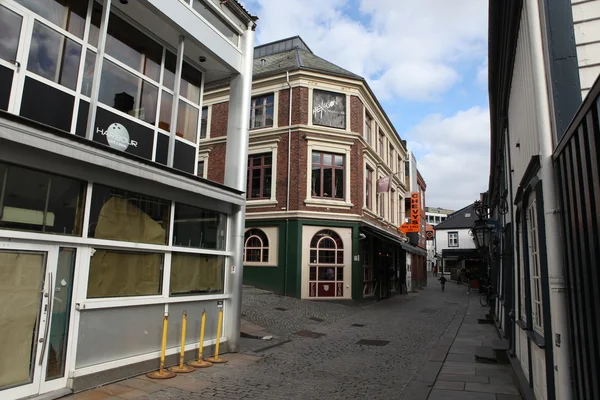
[527,330,545,349]
[244,262,277,267]
[246,199,278,208]
[516,319,528,330]
[304,198,354,209]
[362,207,378,218]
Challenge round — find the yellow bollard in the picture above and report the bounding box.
[205,308,227,364]
[169,311,195,373]
[188,310,212,368]
[146,313,176,379]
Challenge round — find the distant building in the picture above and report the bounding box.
[425,207,453,226]
[433,203,485,284]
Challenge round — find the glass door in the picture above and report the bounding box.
[0,243,75,400]
[0,2,30,112]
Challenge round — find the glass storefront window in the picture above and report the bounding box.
[15,0,87,39]
[98,59,158,125]
[0,5,22,62]
[0,162,86,235]
[170,253,224,296]
[27,21,82,91]
[173,203,227,250]
[158,91,173,131]
[87,249,164,298]
[105,12,162,82]
[191,0,239,45]
[177,99,199,142]
[81,49,96,97]
[88,184,170,245]
[180,61,202,105]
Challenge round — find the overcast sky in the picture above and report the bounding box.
[241,0,490,211]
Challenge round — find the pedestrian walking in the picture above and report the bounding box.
[439,275,447,292]
[465,269,471,294]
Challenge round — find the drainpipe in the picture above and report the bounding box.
[525,1,572,399]
[284,71,293,296]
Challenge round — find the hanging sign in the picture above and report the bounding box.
[399,192,421,233]
[377,175,393,193]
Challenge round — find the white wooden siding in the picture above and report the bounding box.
[508,6,540,198]
[573,0,600,97]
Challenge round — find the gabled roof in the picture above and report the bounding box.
[205,37,361,91]
[433,202,478,230]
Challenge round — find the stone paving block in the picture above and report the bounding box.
[446,353,475,363]
[118,378,168,393]
[449,344,476,355]
[417,361,443,384]
[465,382,520,395]
[437,374,489,383]
[96,383,137,397]
[118,389,148,399]
[428,389,496,400]
[440,364,476,375]
[434,380,465,390]
[496,394,524,400]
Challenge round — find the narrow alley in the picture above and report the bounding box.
[64,278,521,400]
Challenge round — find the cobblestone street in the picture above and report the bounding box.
[65,277,521,400]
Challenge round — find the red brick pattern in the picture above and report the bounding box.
[350,96,364,134]
[210,102,229,138]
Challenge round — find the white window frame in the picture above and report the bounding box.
[527,199,544,333]
[196,148,210,178]
[305,136,353,209]
[249,92,277,130]
[448,232,459,247]
[243,227,278,267]
[246,140,278,207]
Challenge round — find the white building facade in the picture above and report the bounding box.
[0,1,256,398]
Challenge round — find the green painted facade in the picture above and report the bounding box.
[243,218,363,300]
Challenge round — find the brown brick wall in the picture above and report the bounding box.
[278,89,290,127]
[210,102,229,138]
[205,142,226,184]
[350,96,364,134]
[293,87,309,125]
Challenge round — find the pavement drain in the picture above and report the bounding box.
[308,317,324,322]
[420,308,441,314]
[351,323,365,327]
[294,330,326,338]
[356,339,390,346]
[274,307,288,311]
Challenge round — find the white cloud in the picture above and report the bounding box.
[405,107,490,210]
[248,0,488,101]
[477,59,489,88]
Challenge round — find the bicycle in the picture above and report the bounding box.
[479,284,497,307]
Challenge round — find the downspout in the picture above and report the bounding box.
[525,1,572,399]
[284,70,293,296]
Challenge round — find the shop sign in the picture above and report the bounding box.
[399,192,421,233]
[97,123,138,151]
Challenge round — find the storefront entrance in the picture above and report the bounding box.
[0,242,75,400]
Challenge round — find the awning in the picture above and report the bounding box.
[360,224,427,257]
[442,249,481,260]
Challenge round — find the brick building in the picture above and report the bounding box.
[201,36,427,300]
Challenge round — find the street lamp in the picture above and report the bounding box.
[471,218,494,250]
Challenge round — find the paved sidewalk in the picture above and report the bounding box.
[403,293,523,400]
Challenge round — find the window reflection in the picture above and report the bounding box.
[0,4,22,62]
[177,99,199,143]
[105,11,162,82]
[15,0,86,39]
[27,22,82,91]
[81,50,96,97]
[98,59,158,124]
[180,61,202,104]
[158,91,173,131]
[0,162,86,235]
[88,184,170,245]
[173,203,227,250]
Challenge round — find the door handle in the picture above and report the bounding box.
[39,272,53,366]
[9,59,20,71]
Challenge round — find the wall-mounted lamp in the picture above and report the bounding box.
[199,56,207,63]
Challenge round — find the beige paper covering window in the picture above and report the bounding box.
[87,196,166,298]
[170,254,224,295]
[94,196,166,245]
[0,252,45,389]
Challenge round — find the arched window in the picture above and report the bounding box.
[308,230,344,297]
[244,229,269,263]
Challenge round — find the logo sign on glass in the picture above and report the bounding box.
[312,89,346,129]
[96,123,138,151]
